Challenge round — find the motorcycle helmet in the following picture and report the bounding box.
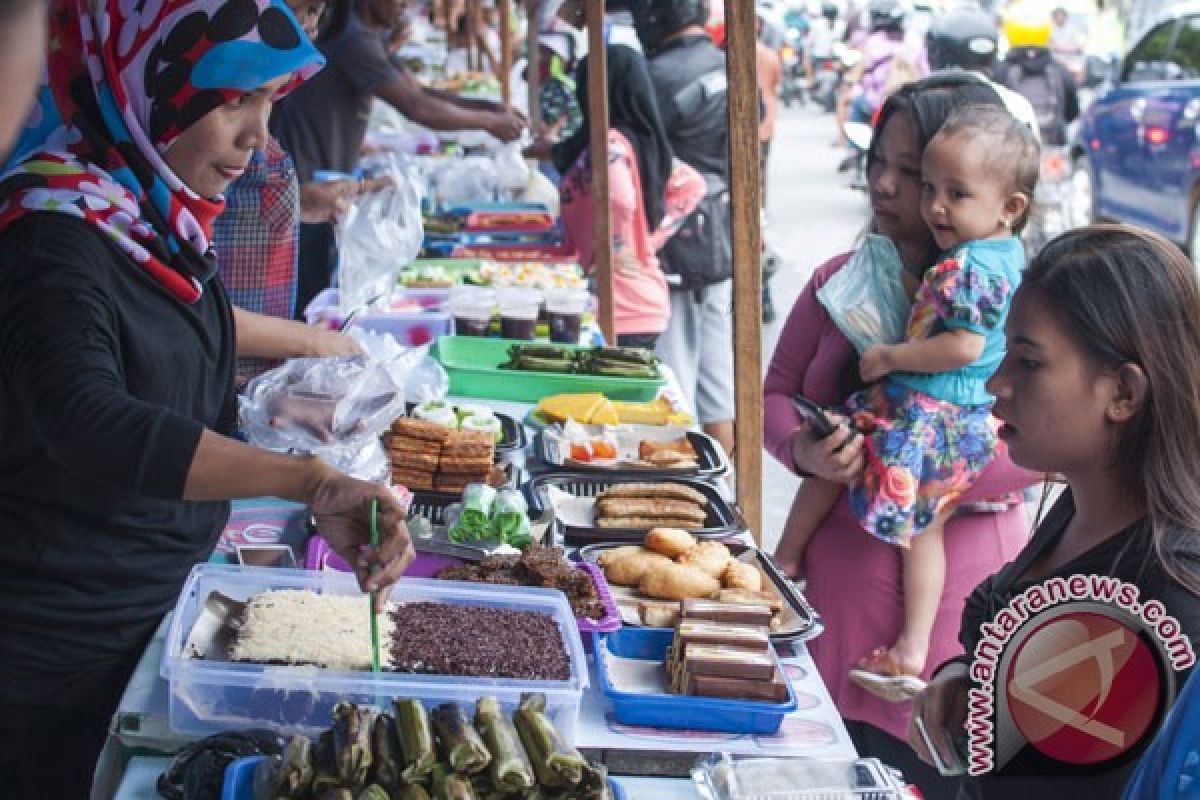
[869,0,906,33]
[629,0,712,53]
[821,2,838,21]
[1001,1,1052,49]
[927,6,998,72]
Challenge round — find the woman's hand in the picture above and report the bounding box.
[859,344,895,383]
[308,463,416,611]
[304,326,363,358]
[299,180,357,224]
[790,413,865,484]
[908,661,970,770]
[486,109,526,142]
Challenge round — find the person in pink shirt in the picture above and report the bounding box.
[556,44,704,347]
[763,72,1037,800]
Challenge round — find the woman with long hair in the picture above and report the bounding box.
[910,225,1200,799]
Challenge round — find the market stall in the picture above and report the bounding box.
[97,3,860,799]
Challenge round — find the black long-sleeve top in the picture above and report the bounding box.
[957,492,1200,800]
[0,213,237,705]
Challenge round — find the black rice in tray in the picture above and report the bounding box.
[389,602,571,681]
[436,544,608,620]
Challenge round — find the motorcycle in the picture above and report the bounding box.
[1021,146,1075,256]
[810,42,858,114]
[780,40,807,107]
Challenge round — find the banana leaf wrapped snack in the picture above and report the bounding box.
[473,696,535,793]
[332,703,374,787]
[432,702,492,774]
[369,713,403,791]
[253,736,314,799]
[399,785,433,800]
[356,785,390,800]
[449,483,497,542]
[431,763,480,800]
[395,699,438,782]
[515,693,586,788]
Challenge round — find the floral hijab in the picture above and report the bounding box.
[0,0,323,303]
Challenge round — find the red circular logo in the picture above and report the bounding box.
[1005,611,1163,765]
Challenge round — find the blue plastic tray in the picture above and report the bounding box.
[222,755,629,798]
[593,627,798,735]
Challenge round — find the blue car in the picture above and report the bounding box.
[1074,3,1200,254]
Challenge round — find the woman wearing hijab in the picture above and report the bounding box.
[556,43,703,347]
[0,1,414,794]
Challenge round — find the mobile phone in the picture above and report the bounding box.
[792,394,838,440]
[914,714,967,777]
[236,545,297,569]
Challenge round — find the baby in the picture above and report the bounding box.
[779,104,1039,699]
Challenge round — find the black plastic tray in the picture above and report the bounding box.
[525,473,744,544]
[533,429,729,479]
[401,402,527,456]
[575,540,824,644]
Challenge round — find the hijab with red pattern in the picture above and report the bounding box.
[0,0,323,303]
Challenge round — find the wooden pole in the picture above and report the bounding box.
[465,0,478,71]
[725,0,764,539]
[499,0,512,106]
[526,0,542,131]
[585,0,614,344]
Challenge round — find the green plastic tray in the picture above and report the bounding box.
[433,337,665,402]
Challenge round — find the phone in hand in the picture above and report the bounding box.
[792,394,838,440]
[914,714,968,777]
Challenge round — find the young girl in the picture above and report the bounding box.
[779,104,1039,698]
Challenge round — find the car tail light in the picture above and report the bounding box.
[1146,126,1170,145]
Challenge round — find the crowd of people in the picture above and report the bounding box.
[0,0,1198,798]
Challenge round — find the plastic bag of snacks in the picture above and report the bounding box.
[814,234,911,354]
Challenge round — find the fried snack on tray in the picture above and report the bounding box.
[595,497,708,522]
[718,588,784,612]
[604,550,674,586]
[639,562,721,600]
[639,599,682,627]
[722,560,764,592]
[598,516,706,530]
[389,451,439,471]
[596,545,645,569]
[638,438,698,460]
[644,527,697,558]
[677,541,732,578]
[390,417,452,442]
[597,482,707,505]
[644,451,699,468]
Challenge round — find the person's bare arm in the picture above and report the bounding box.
[185,431,414,603]
[233,306,361,359]
[859,329,985,382]
[375,71,523,140]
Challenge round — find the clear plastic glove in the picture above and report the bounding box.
[309,464,416,611]
[789,413,865,484]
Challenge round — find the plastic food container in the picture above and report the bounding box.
[222,755,630,800]
[692,754,907,800]
[305,546,621,649]
[162,565,588,737]
[449,285,496,337]
[348,310,453,347]
[433,337,665,402]
[593,628,797,735]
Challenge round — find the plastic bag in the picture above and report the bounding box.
[437,156,499,205]
[493,142,530,191]
[815,234,911,353]
[239,352,407,481]
[337,153,424,314]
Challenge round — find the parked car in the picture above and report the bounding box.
[1073,3,1200,255]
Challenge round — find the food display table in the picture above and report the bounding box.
[100,372,857,800]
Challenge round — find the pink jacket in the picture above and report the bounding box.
[560,130,703,336]
[764,252,1036,740]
